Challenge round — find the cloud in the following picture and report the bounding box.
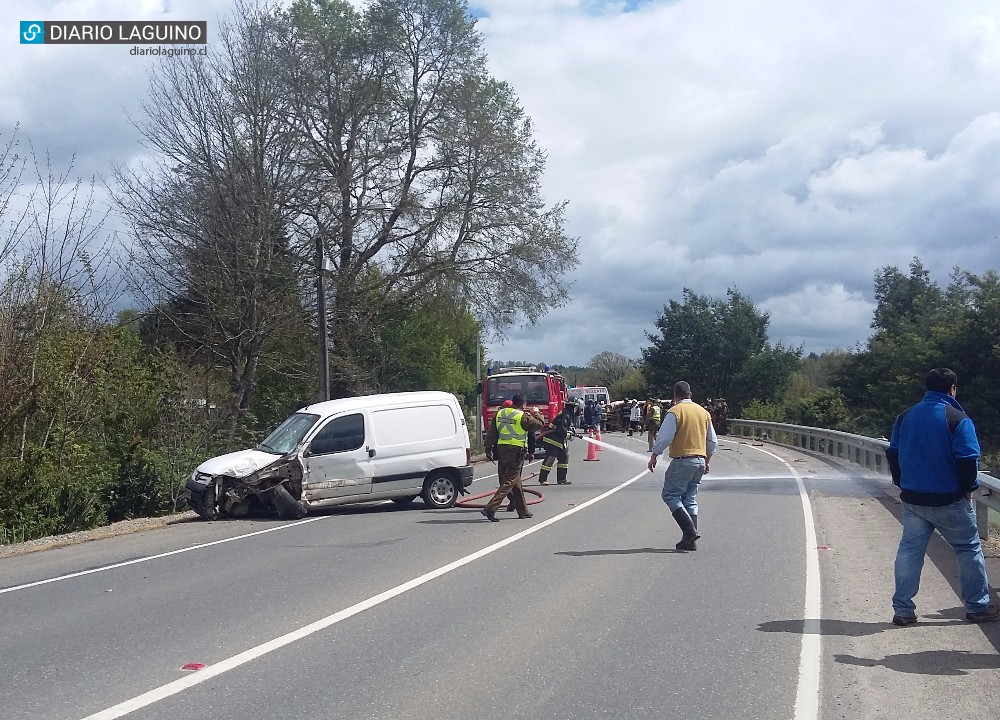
[482,0,1000,365]
[5,1,1000,370]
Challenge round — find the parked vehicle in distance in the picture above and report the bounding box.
[187,392,474,520]
[567,385,610,407]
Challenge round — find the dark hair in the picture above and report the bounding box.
[672,381,692,399]
[924,367,958,393]
[511,393,527,407]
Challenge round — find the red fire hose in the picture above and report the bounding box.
[454,472,545,509]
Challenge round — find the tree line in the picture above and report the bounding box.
[595,259,998,469]
[0,0,576,543]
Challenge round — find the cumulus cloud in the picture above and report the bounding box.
[5,1,1000,368]
[479,0,1000,364]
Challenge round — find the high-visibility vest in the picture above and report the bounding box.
[649,404,662,423]
[495,407,528,448]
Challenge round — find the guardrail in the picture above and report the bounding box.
[728,419,1000,538]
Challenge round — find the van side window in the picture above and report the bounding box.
[309,414,365,455]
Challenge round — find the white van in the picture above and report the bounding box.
[186,392,474,520]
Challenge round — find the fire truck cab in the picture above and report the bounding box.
[481,367,568,438]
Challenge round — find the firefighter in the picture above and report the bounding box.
[482,393,545,521]
[645,397,662,452]
[712,398,729,436]
[537,404,575,486]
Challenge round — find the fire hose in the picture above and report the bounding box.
[456,429,580,510]
[454,471,546,509]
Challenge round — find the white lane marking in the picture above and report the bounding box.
[1,462,521,595]
[743,444,821,720]
[0,518,326,595]
[79,468,650,720]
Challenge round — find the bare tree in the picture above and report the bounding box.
[115,2,312,441]
[0,147,117,462]
[589,351,636,389]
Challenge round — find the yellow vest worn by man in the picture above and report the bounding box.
[666,402,711,458]
[495,407,528,448]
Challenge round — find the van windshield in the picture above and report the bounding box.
[256,413,320,455]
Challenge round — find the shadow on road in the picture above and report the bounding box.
[757,618,957,637]
[834,649,1000,675]
[556,548,684,556]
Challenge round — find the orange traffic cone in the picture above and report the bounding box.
[583,434,599,461]
[595,425,604,451]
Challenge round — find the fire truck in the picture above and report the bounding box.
[481,367,568,438]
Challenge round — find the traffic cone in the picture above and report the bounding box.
[583,435,599,461]
[595,425,604,451]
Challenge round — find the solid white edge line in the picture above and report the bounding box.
[79,468,650,720]
[1,462,525,596]
[744,444,821,720]
[0,517,327,595]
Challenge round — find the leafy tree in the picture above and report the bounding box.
[832,259,948,436]
[641,288,801,410]
[588,351,635,389]
[280,0,578,394]
[784,388,852,431]
[610,367,647,401]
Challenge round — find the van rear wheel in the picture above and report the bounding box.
[421,472,458,509]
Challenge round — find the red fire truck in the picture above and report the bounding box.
[481,367,568,438]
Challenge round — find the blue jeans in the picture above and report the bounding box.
[660,457,705,516]
[892,499,991,616]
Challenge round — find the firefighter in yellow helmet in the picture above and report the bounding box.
[482,393,545,521]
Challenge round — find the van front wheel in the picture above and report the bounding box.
[272,483,308,520]
[422,472,458,509]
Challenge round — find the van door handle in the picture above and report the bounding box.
[368,448,376,458]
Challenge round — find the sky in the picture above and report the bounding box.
[4,0,1000,368]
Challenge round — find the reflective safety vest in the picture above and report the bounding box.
[495,406,528,448]
[649,404,662,423]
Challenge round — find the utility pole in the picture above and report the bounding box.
[316,234,329,402]
[475,330,483,452]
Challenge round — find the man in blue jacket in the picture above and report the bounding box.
[886,367,998,625]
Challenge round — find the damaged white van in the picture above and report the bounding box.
[187,392,474,520]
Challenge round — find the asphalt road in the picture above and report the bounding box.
[1,432,998,720]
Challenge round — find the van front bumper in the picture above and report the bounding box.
[460,465,474,488]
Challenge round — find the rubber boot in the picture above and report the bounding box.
[672,508,698,551]
[688,513,699,551]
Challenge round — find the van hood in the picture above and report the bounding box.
[196,449,285,478]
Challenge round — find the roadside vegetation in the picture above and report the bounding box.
[1,3,997,543]
[0,0,578,543]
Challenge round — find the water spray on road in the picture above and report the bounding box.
[579,437,864,482]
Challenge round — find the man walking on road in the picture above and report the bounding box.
[886,367,999,625]
[648,381,717,551]
[483,393,546,522]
